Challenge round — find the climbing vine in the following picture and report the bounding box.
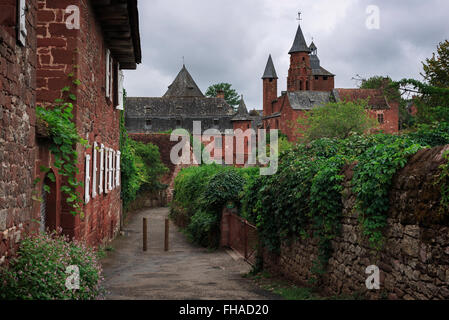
[352,136,423,249]
[35,69,88,216]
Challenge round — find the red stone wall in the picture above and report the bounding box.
[287,52,312,92]
[0,0,38,264]
[35,0,122,246]
[262,78,277,117]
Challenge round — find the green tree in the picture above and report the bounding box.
[422,40,449,88]
[205,83,240,108]
[297,100,377,142]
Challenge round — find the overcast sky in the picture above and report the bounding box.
[124,0,449,110]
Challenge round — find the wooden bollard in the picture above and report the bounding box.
[164,218,169,251]
[143,217,148,252]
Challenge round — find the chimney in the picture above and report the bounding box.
[216,90,225,99]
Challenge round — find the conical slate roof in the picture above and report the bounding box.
[289,24,311,54]
[163,65,204,98]
[309,41,317,53]
[262,54,278,79]
[232,96,251,121]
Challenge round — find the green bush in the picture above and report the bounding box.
[172,165,258,248]
[120,107,168,210]
[186,210,219,248]
[0,233,104,300]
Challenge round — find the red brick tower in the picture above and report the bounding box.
[262,54,278,117]
[287,21,313,92]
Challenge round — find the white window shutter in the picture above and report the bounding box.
[116,151,121,187]
[108,149,113,191]
[111,150,115,190]
[18,0,27,46]
[84,154,91,204]
[104,147,109,194]
[117,68,124,110]
[92,142,98,199]
[99,144,104,195]
[105,49,111,98]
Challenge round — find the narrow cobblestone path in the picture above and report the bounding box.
[101,207,279,300]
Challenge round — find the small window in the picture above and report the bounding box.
[323,76,328,81]
[302,57,305,61]
[214,119,219,127]
[18,0,27,46]
[377,113,384,124]
[315,76,319,80]
[105,49,112,99]
[176,119,181,127]
[146,119,152,127]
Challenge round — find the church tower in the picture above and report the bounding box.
[262,54,278,116]
[287,15,313,92]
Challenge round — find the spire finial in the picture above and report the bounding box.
[297,11,302,24]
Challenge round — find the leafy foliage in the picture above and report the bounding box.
[171,165,257,248]
[421,40,449,88]
[297,100,377,142]
[352,136,423,248]
[120,90,168,210]
[0,232,105,300]
[36,74,87,216]
[205,83,240,108]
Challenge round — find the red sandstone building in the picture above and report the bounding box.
[262,20,399,142]
[0,0,141,264]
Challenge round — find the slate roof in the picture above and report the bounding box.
[232,96,251,121]
[310,53,334,76]
[262,54,278,79]
[163,65,204,98]
[126,97,235,117]
[287,91,334,110]
[289,24,311,54]
[335,89,390,110]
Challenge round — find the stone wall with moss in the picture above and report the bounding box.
[263,145,449,300]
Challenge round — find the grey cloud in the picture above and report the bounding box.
[124,0,449,110]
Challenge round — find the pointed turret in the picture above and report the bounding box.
[163,65,204,98]
[309,41,317,55]
[232,95,250,121]
[262,54,278,79]
[288,23,311,54]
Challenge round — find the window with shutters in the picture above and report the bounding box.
[105,49,112,99]
[18,0,27,46]
[117,68,124,110]
[378,113,384,124]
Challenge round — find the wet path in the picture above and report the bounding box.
[101,207,279,300]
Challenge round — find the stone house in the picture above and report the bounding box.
[262,19,399,142]
[125,64,237,134]
[0,0,141,264]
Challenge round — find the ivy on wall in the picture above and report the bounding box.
[35,69,88,217]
